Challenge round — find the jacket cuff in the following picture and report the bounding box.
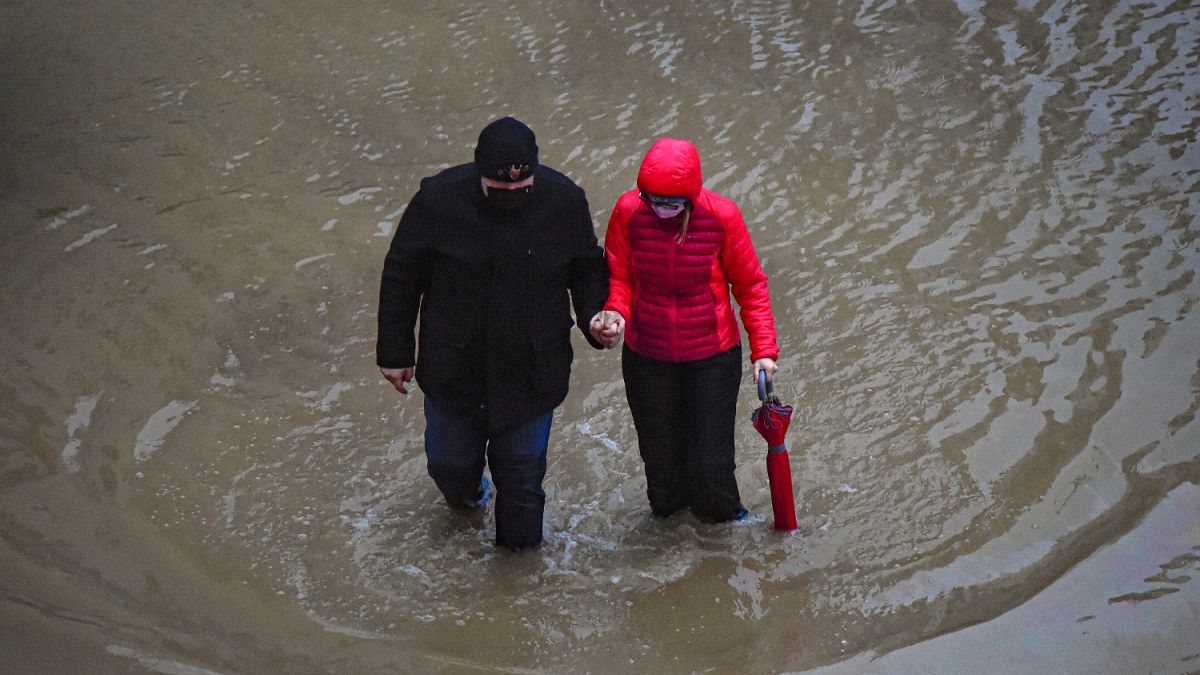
[602,304,628,320]
[749,348,780,362]
[376,344,415,369]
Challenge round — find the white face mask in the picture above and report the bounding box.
[651,203,685,219]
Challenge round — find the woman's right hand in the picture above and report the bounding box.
[753,358,777,383]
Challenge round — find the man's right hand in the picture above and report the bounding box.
[380,367,415,394]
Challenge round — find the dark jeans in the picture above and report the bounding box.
[621,344,745,522]
[423,399,553,549]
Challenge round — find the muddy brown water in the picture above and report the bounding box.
[1,1,1198,673]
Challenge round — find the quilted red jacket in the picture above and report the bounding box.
[604,138,779,363]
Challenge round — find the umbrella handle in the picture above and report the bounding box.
[757,370,774,402]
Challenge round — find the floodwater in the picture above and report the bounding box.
[1,0,1197,673]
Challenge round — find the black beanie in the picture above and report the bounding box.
[474,117,538,182]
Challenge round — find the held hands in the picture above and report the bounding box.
[753,358,777,383]
[380,366,415,394]
[589,310,626,349]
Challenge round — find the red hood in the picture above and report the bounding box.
[636,138,703,200]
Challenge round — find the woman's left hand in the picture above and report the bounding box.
[753,358,777,382]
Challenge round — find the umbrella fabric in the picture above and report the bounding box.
[751,399,793,446]
[752,374,797,531]
[765,452,797,530]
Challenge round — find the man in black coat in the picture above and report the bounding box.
[377,117,615,550]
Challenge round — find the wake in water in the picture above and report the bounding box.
[0,0,1197,672]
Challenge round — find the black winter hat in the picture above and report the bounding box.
[475,117,538,182]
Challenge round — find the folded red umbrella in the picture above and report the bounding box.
[752,371,797,531]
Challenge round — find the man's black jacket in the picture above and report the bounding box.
[377,163,608,428]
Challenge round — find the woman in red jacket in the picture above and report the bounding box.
[590,137,779,523]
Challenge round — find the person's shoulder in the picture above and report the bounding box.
[696,188,739,213]
[696,188,745,224]
[418,163,476,195]
[610,189,640,216]
[533,166,585,197]
[615,189,640,208]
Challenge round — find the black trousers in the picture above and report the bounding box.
[621,344,745,522]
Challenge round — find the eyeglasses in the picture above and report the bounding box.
[482,176,534,194]
[639,192,688,208]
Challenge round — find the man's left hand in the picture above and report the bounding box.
[589,310,625,349]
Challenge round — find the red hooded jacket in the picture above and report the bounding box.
[604,138,779,363]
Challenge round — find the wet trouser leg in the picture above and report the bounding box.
[423,399,489,509]
[424,399,553,549]
[622,345,690,517]
[623,344,745,521]
[679,345,744,522]
[487,411,553,550]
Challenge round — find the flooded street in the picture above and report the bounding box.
[2,0,1198,673]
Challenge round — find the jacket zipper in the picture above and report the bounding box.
[668,224,678,361]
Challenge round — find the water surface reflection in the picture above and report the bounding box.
[0,0,1197,672]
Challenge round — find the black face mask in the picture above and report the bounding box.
[484,185,534,213]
